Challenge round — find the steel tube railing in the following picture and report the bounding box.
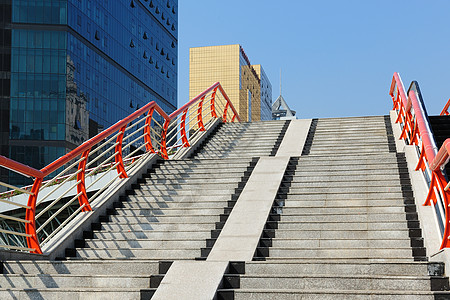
[0,82,240,254]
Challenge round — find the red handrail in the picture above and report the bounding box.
[390,72,450,249]
[440,98,450,116]
[0,82,240,254]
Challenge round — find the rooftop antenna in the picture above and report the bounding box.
[279,68,282,96]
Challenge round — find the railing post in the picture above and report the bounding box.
[25,177,43,254]
[114,125,128,179]
[160,119,170,159]
[197,96,205,131]
[144,107,156,153]
[76,150,93,212]
[180,109,190,147]
[210,87,218,118]
[223,102,230,122]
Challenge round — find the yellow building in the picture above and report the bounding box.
[189,44,272,122]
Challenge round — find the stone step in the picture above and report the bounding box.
[105,214,219,224]
[114,207,225,216]
[0,273,150,289]
[285,181,406,188]
[231,289,448,299]
[277,221,408,230]
[89,230,210,240]
[279,213,408,222]
[239,274,437,291]
[74,248,200,259]
[128,188,237,196]
[287,186,404,193]
[284,192,406,201]
[0,288,141,300]
[244,261,439,276]
[83,239,205,249]
[272,238,411,248]
[287,174,401,182]
[291,164,401,172]
[2,260,159,275]
[125,194,232,203]
[283,199,406,208]
[138,182,239,190]
[96,221,215,232]
[268,248,413,259]
[275,229,410,240]
[121,199,229,209]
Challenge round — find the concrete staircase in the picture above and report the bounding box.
[0,121,287,299]
[228,116,450,299]
[192,120,289,158]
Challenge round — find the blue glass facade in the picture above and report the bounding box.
[3,0,177,185]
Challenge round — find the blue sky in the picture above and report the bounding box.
[177,0,450,119]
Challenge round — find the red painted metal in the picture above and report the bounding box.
[40,101,169,177]
[114,126,128,179]
[180,109,190,147]
[25,178,43,254]
[76,150,93,212]
[0,155,43,179]
[0,82,240,253]
[197,96,205,131]
[160,119,170,159]
[144,107,156,153]
[408,90,436,165]
[210,87,218,119]
[441,99,450,116]
[223,102,230,122]
[391,73,450,249]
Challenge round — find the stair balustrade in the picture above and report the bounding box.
[390,72,450,249]
[0,82,240,254]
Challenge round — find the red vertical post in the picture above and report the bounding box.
[197,96,205,131]
[222,102,229,122]
[210,87,218,118]
[76,149,93,212]
[25,178,43,254]
[114,125,128,178]
[160,119,170,159]
[180,108,190,147]
[144,107,156,153]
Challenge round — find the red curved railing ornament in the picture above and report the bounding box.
[76,150,92,212]
[0,82,240,254]
[115,126,128,179]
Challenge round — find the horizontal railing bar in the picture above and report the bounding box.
[40,156,85,190]
[0,214,30,223]
[36,191,82,234]
[0,197,31,209]
[0,181,33,196]
[0,244,35,251]
[85,142,120,170]
[41,203,86,246]
[37,169,82,205]
[0,228,32,237]
[36,180,82,218]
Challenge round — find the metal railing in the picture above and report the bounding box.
[440,98,450,116]
[390,72,450,249]
[0,82,240,254]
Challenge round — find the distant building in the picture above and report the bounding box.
[0,0,178,185]
[272,95,296,120]
[189,44,272,122]
[253,65,272,121]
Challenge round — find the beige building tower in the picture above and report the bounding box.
[189,44,272,122]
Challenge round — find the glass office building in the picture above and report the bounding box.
[0,0,178,185]
[189,44,272,122]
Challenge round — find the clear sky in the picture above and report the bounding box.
[177,0,450,119]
